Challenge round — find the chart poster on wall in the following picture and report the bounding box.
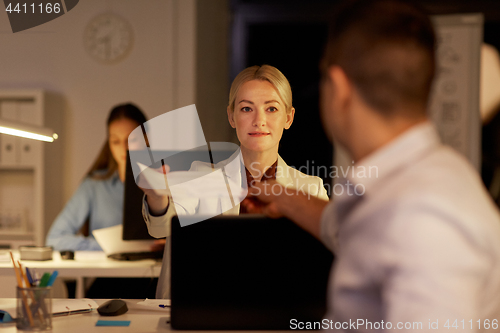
[429,14,483,171]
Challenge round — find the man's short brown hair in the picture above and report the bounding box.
[321,0,436,116]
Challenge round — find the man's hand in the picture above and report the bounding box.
[242,180,287,218]
[150,239,166,252]
[242,180,329,240]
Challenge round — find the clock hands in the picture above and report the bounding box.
[84,13,133,64]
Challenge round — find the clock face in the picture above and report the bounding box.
[84,13,133,64]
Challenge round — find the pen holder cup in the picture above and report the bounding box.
[16,287,52,331]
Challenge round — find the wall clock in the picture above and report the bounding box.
[84,13,134,64]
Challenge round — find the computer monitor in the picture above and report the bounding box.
[122,150,155,241]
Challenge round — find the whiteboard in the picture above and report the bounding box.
[430,13,483,170]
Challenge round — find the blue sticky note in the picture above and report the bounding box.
[95,320,131,327]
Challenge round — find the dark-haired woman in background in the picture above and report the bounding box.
[46,103,158,299]
[46,103,147,251]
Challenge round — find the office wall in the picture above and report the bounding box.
[0,0,201,236]
[195,0,234,144]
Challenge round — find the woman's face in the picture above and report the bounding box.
[227,80,294,154]
[108,118,139,168]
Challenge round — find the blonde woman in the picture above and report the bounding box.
[141,65,329,299]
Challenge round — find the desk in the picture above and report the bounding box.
[0,299,287,333]
[0,251,162,298]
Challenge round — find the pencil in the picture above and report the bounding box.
[10,252,34,327]
[18,261,47,325]
[17,261,30,287]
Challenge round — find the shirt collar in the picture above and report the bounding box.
[347,121,441,194]
[111,171,121,185]
[245,160,278,185]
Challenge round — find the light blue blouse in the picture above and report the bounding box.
[46,172,123,251]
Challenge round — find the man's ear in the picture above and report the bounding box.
[227,106,236,128]
[328,66,352,112]
[284,107,295,130]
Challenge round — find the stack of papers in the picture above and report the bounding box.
[53,299,99,316]
[92,225,155,255]
[0,299,99,318]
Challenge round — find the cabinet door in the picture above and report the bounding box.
[0,134,18,165]
[18,101,41,126]
[0,101,17,120]
[19,138,39,166]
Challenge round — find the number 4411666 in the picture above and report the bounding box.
[444,319,499,330]
[5,3,61,14]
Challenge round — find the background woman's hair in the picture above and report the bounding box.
[228,65,293,114]
[87,103,147,180]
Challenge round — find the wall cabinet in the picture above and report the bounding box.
[0,90,45,248]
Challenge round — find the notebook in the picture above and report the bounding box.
[0,298,99,318]
[92,225,162,261]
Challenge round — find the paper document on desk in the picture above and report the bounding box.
[124,299,170,312]
[74,251,107,262]
[92,225,154,255]
[52,299,99,316]
[0,251,11,263]
[0,299,98,318]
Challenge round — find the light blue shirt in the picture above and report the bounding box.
[320,122,500,331]
[46,172,123,251]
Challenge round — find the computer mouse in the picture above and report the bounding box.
[97,299,128,316]
[60,250,74,260]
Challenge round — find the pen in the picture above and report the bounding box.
[159,304,170,308]
[38,273,51,288]
[46,271,59,287]
[25,267,34,286]
[32,269,41,286]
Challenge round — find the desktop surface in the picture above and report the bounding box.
[0,298,291,333]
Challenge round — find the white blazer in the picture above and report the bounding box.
[142,152,329,299]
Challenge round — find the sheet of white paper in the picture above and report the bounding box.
[0,251,11,263]
[92,225,154,255]
[137,162,247,200]
[137,298,170,307]
[74,251,107,262]
[123,299,170,312]
[136,162,167,195]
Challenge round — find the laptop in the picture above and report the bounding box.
[170,214,334,330]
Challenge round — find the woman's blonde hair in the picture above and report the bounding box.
[228,65,293,113]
